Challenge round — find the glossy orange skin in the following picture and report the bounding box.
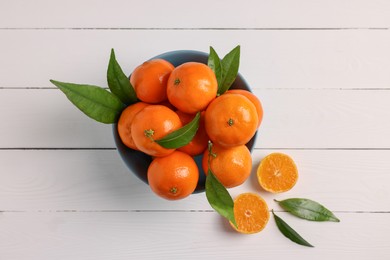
[226,89,263,127]
[167,62,218,114]
[205,94,258,148]
[176,111,209,156]
[131,105,182,157]
[117,102,149,150]
[130,59,174,103]
[202,144,252,188]
[148,151,199,200]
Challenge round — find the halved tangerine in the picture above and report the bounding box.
[230,193,270,234]
[257,153,298,193]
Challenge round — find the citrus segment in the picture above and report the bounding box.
[257,153,298,193]
[230,193,270,234]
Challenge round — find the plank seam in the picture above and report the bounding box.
[2,87,390,90]
[1,148,390,151]
[0,148,117,150]
[0,27,389,31]
[0,210,388,213]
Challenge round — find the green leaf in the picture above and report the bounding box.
[206,170,237,228]
[275,198,340,222]
[155,112,200,149]
[50,80,125,124]
[219,45,240,95]
[107,48,138,105]
[207,46,222,87]
[272,210,314,247]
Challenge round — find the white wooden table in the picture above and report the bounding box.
[1,1,390,259]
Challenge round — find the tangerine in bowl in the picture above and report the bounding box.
[112,50,258,193]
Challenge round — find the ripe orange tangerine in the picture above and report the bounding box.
[257,153,299,193]
[202,144,252,188]
[130,59,174,103]
[226,89,263,127]
[131,105,182,157]
[230,193,270,234]
[167,62,217,114]
[117,102,149,150]
[147,151,199,200]
[205,93,258,148]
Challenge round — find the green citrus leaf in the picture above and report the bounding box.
[272,210,314,247]
[275,198,340,222]
[50,80,124,124]
[207,46,222,87]
[206,169,237,228]
[107,49,138,105]
[219,45,240,95]
[155,112,200,149]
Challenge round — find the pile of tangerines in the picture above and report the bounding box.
[118,57,299,235]
[117,59,262,199]
[51,48,304,236]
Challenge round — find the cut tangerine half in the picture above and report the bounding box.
[230,193,270,234]
[257,153,298,193]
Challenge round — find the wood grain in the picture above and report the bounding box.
[0,149,389,211]
[1,89,389,148]
[0,211,388,259]
[1,2,390,259]
[0,30,389,89]
[0,0,389,28]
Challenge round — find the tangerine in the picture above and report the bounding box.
[202,143,252,188]
[230,193,270,234]
[147,151,199,200]
[131,105,182,157]
[117,102,149,150]
[176,111,209,156]
[226,89,263,127]
[130,59,174,103]
[257,153,298,193]
[205,93,258,148]
[167,62,217,114]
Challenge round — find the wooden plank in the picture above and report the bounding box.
[1,89,390,148]
[258,89,390,148]
[0,150,389,211]
[0,30,390,89]
[0,211,388,259]
[0,89,113,148]
[1,0,390,28]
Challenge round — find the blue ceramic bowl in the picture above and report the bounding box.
[113,50,257,193]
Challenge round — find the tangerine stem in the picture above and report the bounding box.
[144,129,155,142]
[227,118,234,126]
[174,78,180,85]
[170,187,178,194]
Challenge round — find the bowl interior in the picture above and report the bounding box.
[113,50,257,193]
